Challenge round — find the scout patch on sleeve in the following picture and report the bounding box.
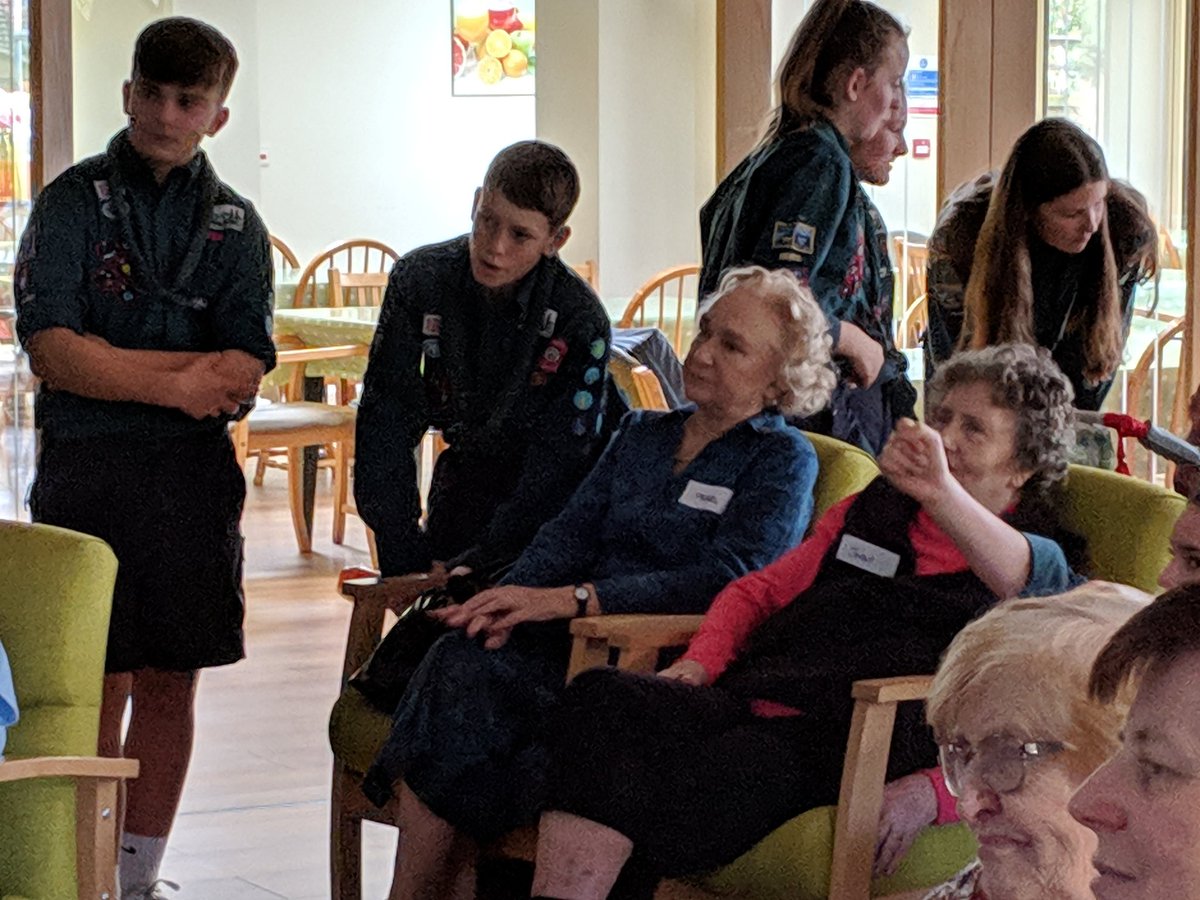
[538,308,558,338]
[678,480,734,514]
[771,220,817,255]
[422,313,442,337]
[209,204,246,232]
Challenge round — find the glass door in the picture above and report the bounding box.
[0,0,30,519]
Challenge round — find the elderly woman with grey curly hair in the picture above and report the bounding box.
[526,342,1083,900]
[368,264,839,899]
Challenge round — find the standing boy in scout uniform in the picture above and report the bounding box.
[15,18,273,898]
[355,141,613,589]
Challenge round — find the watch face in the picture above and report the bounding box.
[574,586,589,602]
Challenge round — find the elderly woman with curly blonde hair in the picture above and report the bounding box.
[366,264,838,899]
[920,583,1150,900]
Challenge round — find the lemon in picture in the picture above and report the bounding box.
[484,29,513,59]
[478,55,504,84]
[501,48,528,77]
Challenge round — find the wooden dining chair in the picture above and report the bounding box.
[329,270,389,308]
[569,258,599,291]
[619,264,702,356]
[290,239,400,309]
[230,344,367,553]
[1124,317,1187,482]
[270,234,301,279]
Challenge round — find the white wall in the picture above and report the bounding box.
[69,1,714,296]
[71,0,173,160]
[596,0,716,300]
[251,0,535,262]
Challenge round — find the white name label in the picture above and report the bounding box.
[678,480,733,514]
[835,534,900,578]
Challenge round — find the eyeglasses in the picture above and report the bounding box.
[939,733,1069,798]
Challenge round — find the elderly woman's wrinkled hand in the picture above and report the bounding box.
[879,418,953,506]
[657,659,709,686]
[873,772,939,878]
[431,585,574,645]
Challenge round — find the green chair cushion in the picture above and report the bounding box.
[804,432,879,526]
[1061,464,1184,592]
[693,806,975,900]
[329,684,392,776]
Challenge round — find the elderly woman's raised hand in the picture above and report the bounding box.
[879,418,954,506]
[873,772,938,878]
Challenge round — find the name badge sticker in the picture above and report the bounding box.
[678,480,734,515]
[835,534,900,578]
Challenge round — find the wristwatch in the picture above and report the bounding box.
[572,584,591,618]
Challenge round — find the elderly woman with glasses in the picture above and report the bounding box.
[921,582,1150,900]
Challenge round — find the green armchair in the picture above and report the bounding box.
[0,520,137,900]
[326,433,880,898]
[582,464,1184,900]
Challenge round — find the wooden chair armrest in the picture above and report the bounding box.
[850,675,933,704]
[338,576,391,682]
[0,755,139,783]
[0,755,139,900]
[830,673,934,900]
[567,614,704,679]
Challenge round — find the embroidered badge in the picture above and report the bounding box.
[537,337,569,374]
[573,390,594,411]
[589,338,606,360]
[91,241,135,301]
[583,366,601,386]
[571,417,587,436]
[208,204,245,233]
[538,308,559,338]
[422,314,442,337]
[422,338,441,359]
[93,180,115,220]
[530,371,548,387]
[772,220,816,254]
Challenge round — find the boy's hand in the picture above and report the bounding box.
[835,322,884,389]
[173,354,255,418]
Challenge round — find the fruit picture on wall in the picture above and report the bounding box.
[452,2,535,96]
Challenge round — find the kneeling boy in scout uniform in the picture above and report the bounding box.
[15,18,273,898]
[356,140,613,591]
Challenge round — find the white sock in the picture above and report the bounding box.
[119,832,168,892]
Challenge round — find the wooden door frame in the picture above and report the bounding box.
[30,0,72,195]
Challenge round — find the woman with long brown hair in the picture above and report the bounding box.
[925,118,1156,411]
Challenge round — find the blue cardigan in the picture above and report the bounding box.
[502,407,819,615]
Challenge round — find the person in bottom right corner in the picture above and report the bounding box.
[1068,582,1200,900]
[920,582,1150,900]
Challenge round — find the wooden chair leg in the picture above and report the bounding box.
[253,449,270,486]
[76,777,121,900]
[286,446,313,553]
[333,440,349,546]
[330,762,365,900]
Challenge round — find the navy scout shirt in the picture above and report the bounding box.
[15,129,275,442]
[355,236,613,576]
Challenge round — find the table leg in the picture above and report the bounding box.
[302,375,322,542]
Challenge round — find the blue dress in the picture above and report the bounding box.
[362,407,820,836]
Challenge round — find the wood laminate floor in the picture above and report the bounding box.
[159,469,397,900]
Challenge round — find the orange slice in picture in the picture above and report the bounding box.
[484,28,513,60]
[501,48,528,77]
[478,55,504,85]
